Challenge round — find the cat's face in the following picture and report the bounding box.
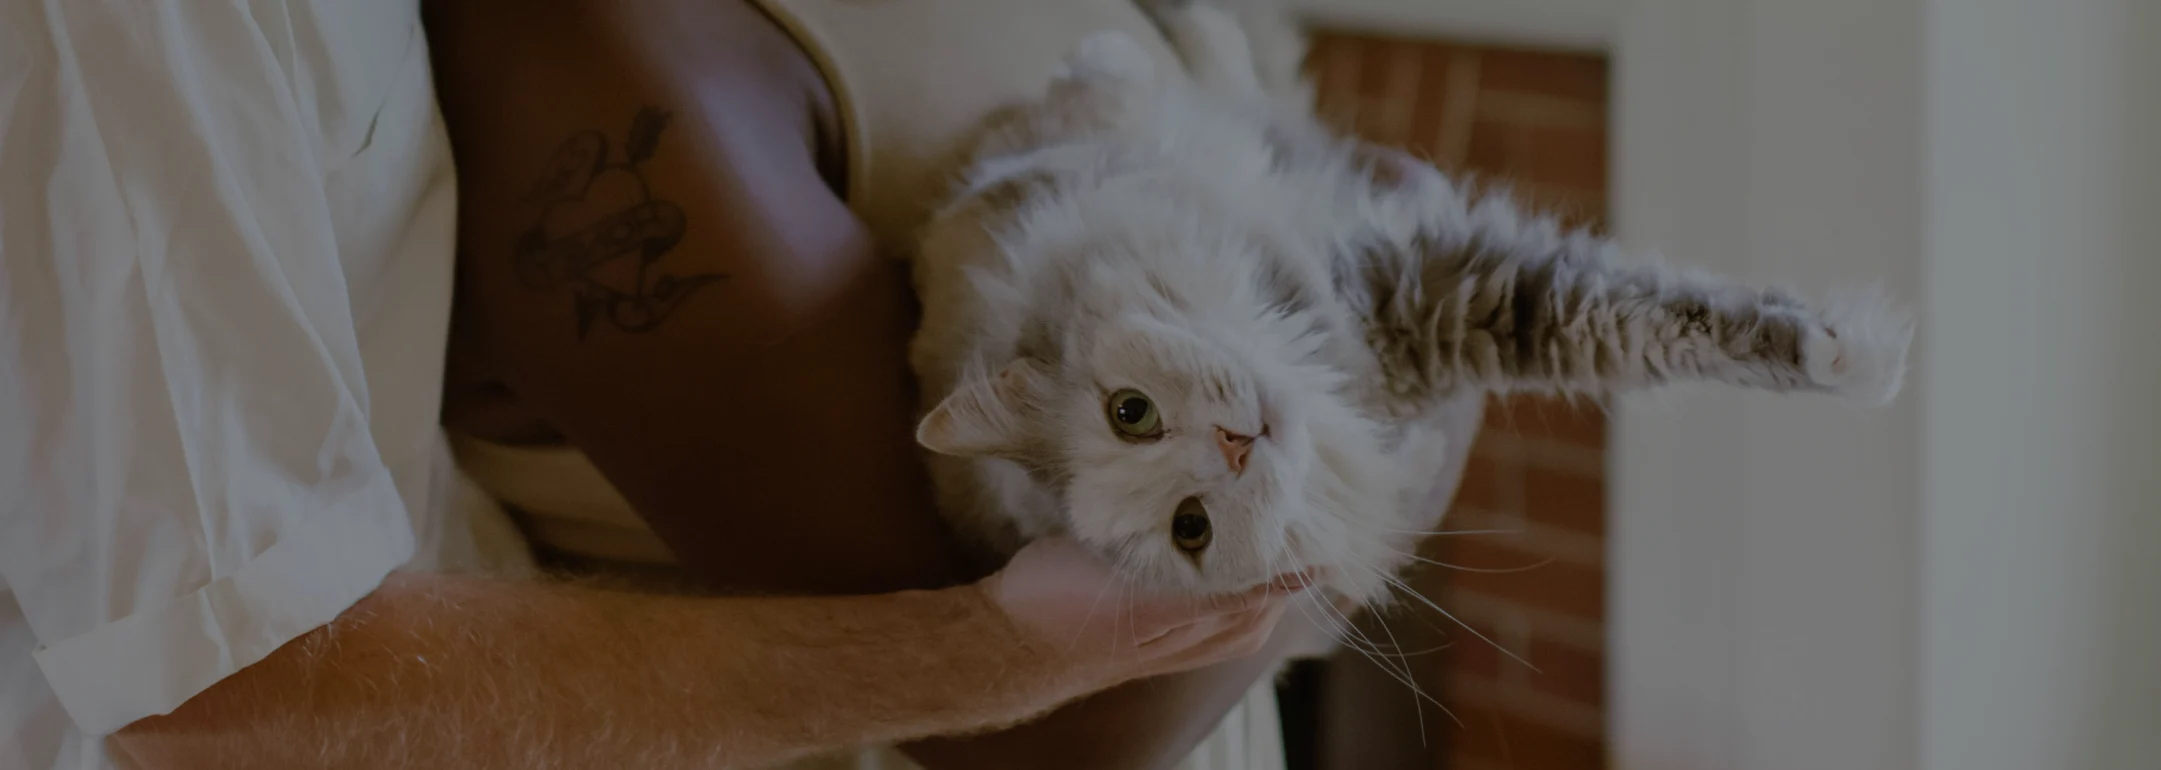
[1049,313,1320,596]
[916,186,1411,601]
[919,320,1340,597]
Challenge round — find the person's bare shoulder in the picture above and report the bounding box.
[424,0,848,341]
[426,0,964,594]
[429,0,845,443]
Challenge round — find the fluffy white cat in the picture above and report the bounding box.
[905,4,1913,613]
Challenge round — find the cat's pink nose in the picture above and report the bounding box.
[1215,427,1255,475]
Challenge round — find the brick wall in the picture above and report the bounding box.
[1303,32,1613,770]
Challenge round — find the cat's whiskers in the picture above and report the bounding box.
[1308,588,1395,661]
[1066,565,1122,656]
[1104,579,1127,663]
[1300,597,1399,672]
[1347,594,1451,736]
[1261,548,1361,657]
[1363,563,1540,673]
[1266,547,1443,724]
[1378,527,1523,538]
[1299,584,1452,729]
[1387,546,1557,575]
[1131,583,1152,665]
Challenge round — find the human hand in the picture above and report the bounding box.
[976,537,1313,694]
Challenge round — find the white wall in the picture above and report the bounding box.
[1917,1,2161,768]
[1608,0,2161,769]
[1610,0,1924,768]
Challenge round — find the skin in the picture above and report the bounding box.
[423,1,1482,768]
[116,539,1309,770]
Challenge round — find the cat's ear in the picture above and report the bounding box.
[917,359,1048,459]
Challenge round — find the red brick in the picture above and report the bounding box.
[1355,37,1400,101]
[1523,466,1606,537]
[1463,120,1609,195]
[1441,702,1607,770]
[1393,43,1439,99]
[1433,631,1505,681]
[1477,47,1610,102]
[1425,531,1549,571]
[1451,454,1508,511]
[1406,49,1461,161]
[1475,91,1607,132]
[1298,35,1613,768]
[1467,429,1514,463]
[1308,34,1368,131]
[1530,639,1606,710]
[1433,551,1604,621]
[1490,395,1609,447]
[1435,673,1499,715]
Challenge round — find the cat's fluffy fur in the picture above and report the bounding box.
[907,4,1914,608]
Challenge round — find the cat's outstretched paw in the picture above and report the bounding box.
[1058,31,1157,84]
[1800,286,1915,407]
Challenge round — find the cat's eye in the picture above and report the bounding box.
[1171,497,1213,553]
[1106,388,1163,439]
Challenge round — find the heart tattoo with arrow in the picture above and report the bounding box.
[513,106,726,340]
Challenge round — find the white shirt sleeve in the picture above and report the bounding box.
[0,2,430,737]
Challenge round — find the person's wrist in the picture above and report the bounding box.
[960,577,1114,707]
[944,581,1088,712]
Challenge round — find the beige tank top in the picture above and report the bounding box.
[754,0,1183,249]
[455,0,1187,568]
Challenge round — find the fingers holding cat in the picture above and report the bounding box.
[976,536,1313,693]
[1146,586,1297,670]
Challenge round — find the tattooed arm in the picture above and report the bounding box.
[427,0,962,595]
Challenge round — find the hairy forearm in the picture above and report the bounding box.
[118,571,1070,770]
[904,609,1325,770]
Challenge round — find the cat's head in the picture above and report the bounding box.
[914,168,1415,604]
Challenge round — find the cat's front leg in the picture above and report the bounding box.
[1334,145,1914,409]
[1355,222,1915,407]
